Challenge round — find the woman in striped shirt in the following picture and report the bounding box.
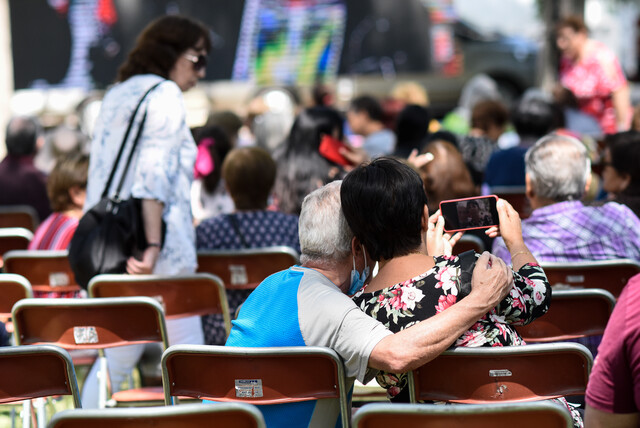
[29,153,88,250]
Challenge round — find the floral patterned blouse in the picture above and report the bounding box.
[352,253,552,399]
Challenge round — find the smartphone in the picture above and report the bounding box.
[439,195,499,233]
[319,135,352,166]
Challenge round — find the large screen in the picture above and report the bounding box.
[10,0,433,90]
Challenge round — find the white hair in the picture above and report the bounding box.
[299,180,353,265]
[525,134,591,201]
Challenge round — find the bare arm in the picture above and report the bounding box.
[368,252,512,373]
[612,85,631,131]
[126,198,164,274]
[585,405,639,428]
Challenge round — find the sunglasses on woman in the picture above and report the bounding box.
[183,53,208,71]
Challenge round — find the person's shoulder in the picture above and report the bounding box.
[597,201,640,224]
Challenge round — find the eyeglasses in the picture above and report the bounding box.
[183,53,207,71]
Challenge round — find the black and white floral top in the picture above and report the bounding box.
[352,253,552,399]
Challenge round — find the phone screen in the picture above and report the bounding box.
[440,196,499,232]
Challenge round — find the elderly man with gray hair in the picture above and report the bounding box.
[492,133,640,263]
[226,180,513,428]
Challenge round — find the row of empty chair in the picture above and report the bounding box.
[0,341,590,428]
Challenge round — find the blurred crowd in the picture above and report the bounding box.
[2,14,640,426]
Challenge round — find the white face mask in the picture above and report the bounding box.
[348,245,370,295]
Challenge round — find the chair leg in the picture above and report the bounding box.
[97,353,109,409]
[21,401,30,428]
[34,398,46,428]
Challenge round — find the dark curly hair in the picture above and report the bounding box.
[117,15,211,82]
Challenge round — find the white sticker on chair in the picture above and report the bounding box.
[489,369,512,377]
[229,265,248,286]
[235,379,263,398]
[49,272,70,287]
[565,275,585,283]
[73,326,99,344]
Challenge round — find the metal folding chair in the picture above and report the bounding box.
[0,273,32,333]
[0,345,81,428]
[453,234,485,255]
[0,205,39,232]
[352,401,573,428]
[12,297,168,409]
[489,186,531,219]
[88,273,231,406]
[0,228,33,269]
[3,250,82,297]
[47,402,265,428]
[196,246,299,290]
[162,345,349,428]
[540,259,640,298]
[516,289,615,342]
[408,343,592,403]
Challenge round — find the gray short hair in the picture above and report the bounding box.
[299,180,353,265]
[525,134,590,201]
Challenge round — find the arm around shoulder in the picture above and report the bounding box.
[368,252,512,373]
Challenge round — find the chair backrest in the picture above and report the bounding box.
[0,273,32,315]
[0,228,33,267]
[47,402,266,428]
[540,259,640,298]
[453,234,485,255]
[3,250,81,294]
[0,205,39,232]
[490,186,531,219]
[408,343,592,404]
[88,273,231,333]
[196,246,299,290]
[515,289,616,342]
[162,345,349,428]
[0,344,81,408]
[12,296,168,350]
[352,401,573,428]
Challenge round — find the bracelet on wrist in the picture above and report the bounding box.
[511,250,530,259]
[147,242,161,248]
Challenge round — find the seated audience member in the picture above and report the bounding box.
[273,106,343,215]
[0,116,51,222]
[552,84,602,138]
[340,158,581,426]
[196,147,299,345]
[458,99,509,185]
[34,124,88,175]
[417,140,476,213]
[599,131,640,219]
[347,95,396,158]
[393,104,431,159]
[29,153,88,251]
[492,134,640,263]
[190,125,235,224]
[225,181,514,428]
[484,92,561,188]
[585,273,640,428]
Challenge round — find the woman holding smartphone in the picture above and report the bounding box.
[341,157,582,427]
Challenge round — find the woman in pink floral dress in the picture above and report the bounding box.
[341,157,582,427]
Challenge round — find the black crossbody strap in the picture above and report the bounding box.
[101,80,165,199]
[227,214,251,249]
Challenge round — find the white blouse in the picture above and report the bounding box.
[86,74,197,275]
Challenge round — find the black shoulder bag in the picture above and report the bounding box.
[69,81,166,288]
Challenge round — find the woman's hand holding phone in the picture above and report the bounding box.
[485,199,522,245]
[427,210,463,257]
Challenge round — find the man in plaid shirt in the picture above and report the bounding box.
[492,134,640,264]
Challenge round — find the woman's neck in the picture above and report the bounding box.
[366,252,435,293]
